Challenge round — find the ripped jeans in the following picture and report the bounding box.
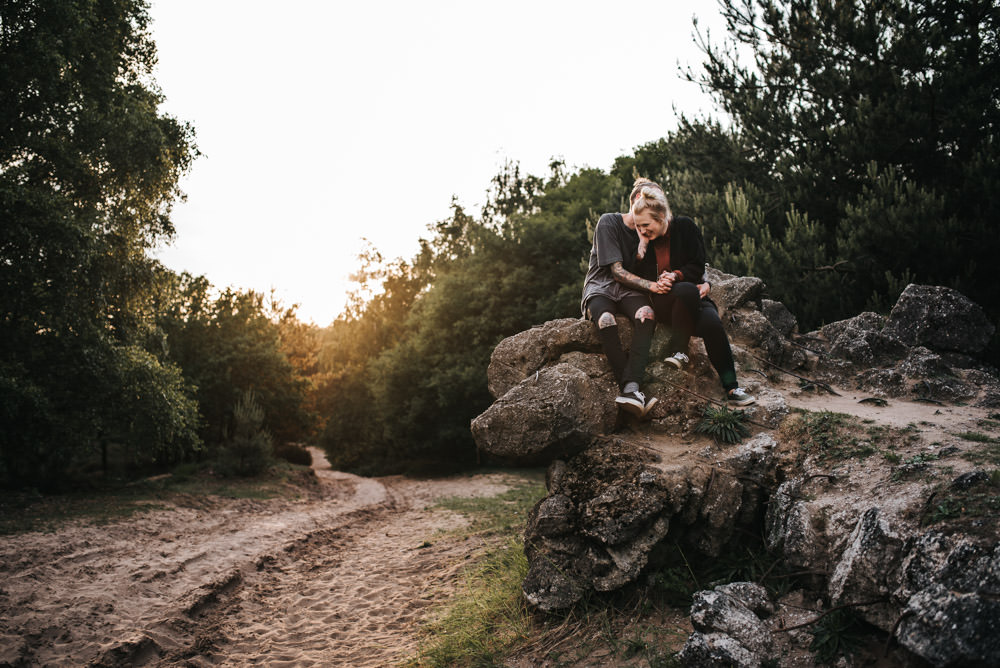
[586,294,655,391]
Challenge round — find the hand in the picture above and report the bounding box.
[698,282,710,299]
[656,271,675,293]
[648,280,670,294]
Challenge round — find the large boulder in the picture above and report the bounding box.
[471,352,616,465]
[765,480,828,572]
[522,440,673,611]
[895,534,1000,667]
[898,585,1000,668]
[883,284,995,355]
[761,298,798,338]
[704,267,765,317]
[822,312,907,366]
[486,317,614,399]
[828,507,905,629]
[522,435,778,612]
[764,467,1000,666]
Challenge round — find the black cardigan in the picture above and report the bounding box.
[636,215,706,284]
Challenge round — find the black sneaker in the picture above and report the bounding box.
[665,352,689,370]
[727,387,757,406]
[641,394,659,416]
[615,390,647,416]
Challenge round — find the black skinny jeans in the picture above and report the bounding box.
[651,283,739,391]
[586,294,655,391]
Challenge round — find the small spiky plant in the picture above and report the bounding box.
[695,403,751,444]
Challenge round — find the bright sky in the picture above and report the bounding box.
[149,1,728,326]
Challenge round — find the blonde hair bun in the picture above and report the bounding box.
[629,178,671,222]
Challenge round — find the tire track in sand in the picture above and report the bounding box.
[0,451,517,667]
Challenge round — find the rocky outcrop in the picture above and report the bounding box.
[472,272,1000,666]
[809,285,999,404]
[485,317,606,399]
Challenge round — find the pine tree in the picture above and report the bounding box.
[221,390,273,477]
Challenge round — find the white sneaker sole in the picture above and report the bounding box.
[615,398,645,416]
[665,356,688,370]
[728,397,756,406]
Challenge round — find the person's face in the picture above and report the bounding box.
[633,209,667,240]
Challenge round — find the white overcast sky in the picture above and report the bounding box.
[149,1,729,325]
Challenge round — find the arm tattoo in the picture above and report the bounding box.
[611,262,655,292]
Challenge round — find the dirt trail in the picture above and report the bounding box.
[0,450,522,667]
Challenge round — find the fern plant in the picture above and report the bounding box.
[695,404,751,444]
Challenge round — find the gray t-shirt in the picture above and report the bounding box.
[580,213,647,315]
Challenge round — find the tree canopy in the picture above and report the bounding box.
[684,0,1000,324]
[1,0,203,485]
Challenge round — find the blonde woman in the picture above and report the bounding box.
[628,178,756,406]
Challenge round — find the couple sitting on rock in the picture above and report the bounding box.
[581,177,756,417]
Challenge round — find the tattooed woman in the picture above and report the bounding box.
[580,181,666,416]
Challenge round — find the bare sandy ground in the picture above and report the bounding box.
[0,449,527,667]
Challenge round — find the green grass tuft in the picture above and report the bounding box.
[782,411,893,463]
[955,431,998,443]
[434,474,547,537]
[695,404,751,444]
[921,470,1000,528]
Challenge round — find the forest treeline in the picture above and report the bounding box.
[3,0,998,486]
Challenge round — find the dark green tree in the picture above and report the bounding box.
[155,273,313,450]
[219,389,274,477]
[687,0,1000,325]
[0,0,201,486]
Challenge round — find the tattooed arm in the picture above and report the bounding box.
[611,262,668,294]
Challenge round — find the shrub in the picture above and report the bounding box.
[274,442,312,467]
[218,390,273,476]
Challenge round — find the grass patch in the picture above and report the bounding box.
[408,537,533,667]
[781,410,878,463]
[0,489,168,535]
[781,409,927,467]
[0,461,316,535]
[954,431,999,444]
[410,472,691,667]
[433,472,547,537]
[958,432,1000,466]
[407,472,545,667]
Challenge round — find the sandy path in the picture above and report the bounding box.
[778,378,997,446]
[0,450,522,667]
